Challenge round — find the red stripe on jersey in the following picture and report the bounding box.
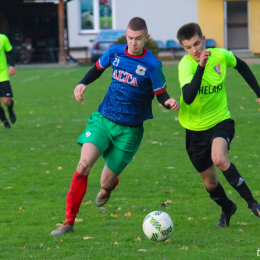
[96,61,105,71]
[154,85,167,95]
[125,46,147,58]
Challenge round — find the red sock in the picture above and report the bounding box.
[106,177,119,191]
[65,171,88,225]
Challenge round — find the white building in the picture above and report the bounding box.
[67,0,198,60]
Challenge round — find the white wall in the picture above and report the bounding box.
[67,0,98,57]
[67,0,198,59]
[114,0,198,43]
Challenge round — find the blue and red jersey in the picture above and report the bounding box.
[96,44,167,126]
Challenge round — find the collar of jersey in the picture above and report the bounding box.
[125,46,147,58]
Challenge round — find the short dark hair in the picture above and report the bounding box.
[177,23,203,43]
[127,17,148,35]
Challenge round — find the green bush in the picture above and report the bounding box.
[114,35,160,57]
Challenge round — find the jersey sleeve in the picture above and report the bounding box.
[96,48,111,71]
[220,48,237,68]
[151,62,167,95]
[3,35,12,52]
[178,58,194,88]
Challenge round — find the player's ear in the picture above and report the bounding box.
[145,34,150,41]
[203,35,206,44]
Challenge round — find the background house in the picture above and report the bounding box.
[67,0,260,60]
[1,0,260,63]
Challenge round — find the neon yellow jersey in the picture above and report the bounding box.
[178,48,237,131]
[0,34,12,82]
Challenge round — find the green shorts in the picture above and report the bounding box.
[77,112,144,174]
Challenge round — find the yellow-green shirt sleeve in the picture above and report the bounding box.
[178,57,195,88]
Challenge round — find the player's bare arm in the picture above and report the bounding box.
[74,84,86,102]
[199,50,211,67]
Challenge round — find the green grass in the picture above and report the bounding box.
[0,64,260,259]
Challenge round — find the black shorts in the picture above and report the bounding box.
[0,81,13,97]
[186,119,235,173]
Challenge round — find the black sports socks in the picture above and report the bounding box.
[0,106,7,122]
[7,100,14,113]
[222,163,256,208]
[207,182,234,212]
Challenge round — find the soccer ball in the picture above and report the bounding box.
[142,211,174,242]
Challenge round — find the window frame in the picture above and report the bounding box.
[78,0,113,34]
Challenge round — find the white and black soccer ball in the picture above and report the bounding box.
[143,211,174,242]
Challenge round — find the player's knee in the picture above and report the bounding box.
[205,181,218,192]
[77,160,92,175]
[3,99,11,106]
[212,156,229,171]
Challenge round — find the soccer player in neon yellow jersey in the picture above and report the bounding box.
[0,33,16,128]
[177,23,260,227]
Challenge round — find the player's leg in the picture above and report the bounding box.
[95,121,144,207]
[0,99,10,128]
[212,120,260,217]
[51,112,110,235]
[0,82,11,128]
[50,143,102,235]
[200,164,236,227]
[1,81,16,124]
[95,165,119,207]
[186,127,235,227]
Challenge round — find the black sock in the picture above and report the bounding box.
[207,182,234,212]
[222,163,256,208]
[0,107,7,122]
[7,100,14,113]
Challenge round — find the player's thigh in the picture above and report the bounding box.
[79,142,102,169]
[104,126,144,174]
[211,119,235,149]
[211,137,229,161]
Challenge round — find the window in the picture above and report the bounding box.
[80,0,113,32]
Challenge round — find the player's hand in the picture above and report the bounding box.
[199,50,211,67]
[8,66,16,76]
[164,98,179,111]
[74,84,86,102]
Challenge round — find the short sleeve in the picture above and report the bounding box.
[3,35,12,52]
[220,48,237,68]
[96,48,111,70]
[178,58,194,88]
[151,62,167,95]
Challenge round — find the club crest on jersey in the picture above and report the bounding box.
[213,64,221,75]
[136,65,146,76]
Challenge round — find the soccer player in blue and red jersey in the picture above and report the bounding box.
[51,17,179,235]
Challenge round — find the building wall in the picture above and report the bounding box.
[249,0,260,53]
[198,0,260,53]
[67,0,198,58]
[67,0,97,58]
[198,0,224,48]
[113,0,198,43]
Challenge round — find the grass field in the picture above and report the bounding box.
[1,64,260,260]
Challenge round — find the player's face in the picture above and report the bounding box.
[125,28,149,55]
[181,34,206,61]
